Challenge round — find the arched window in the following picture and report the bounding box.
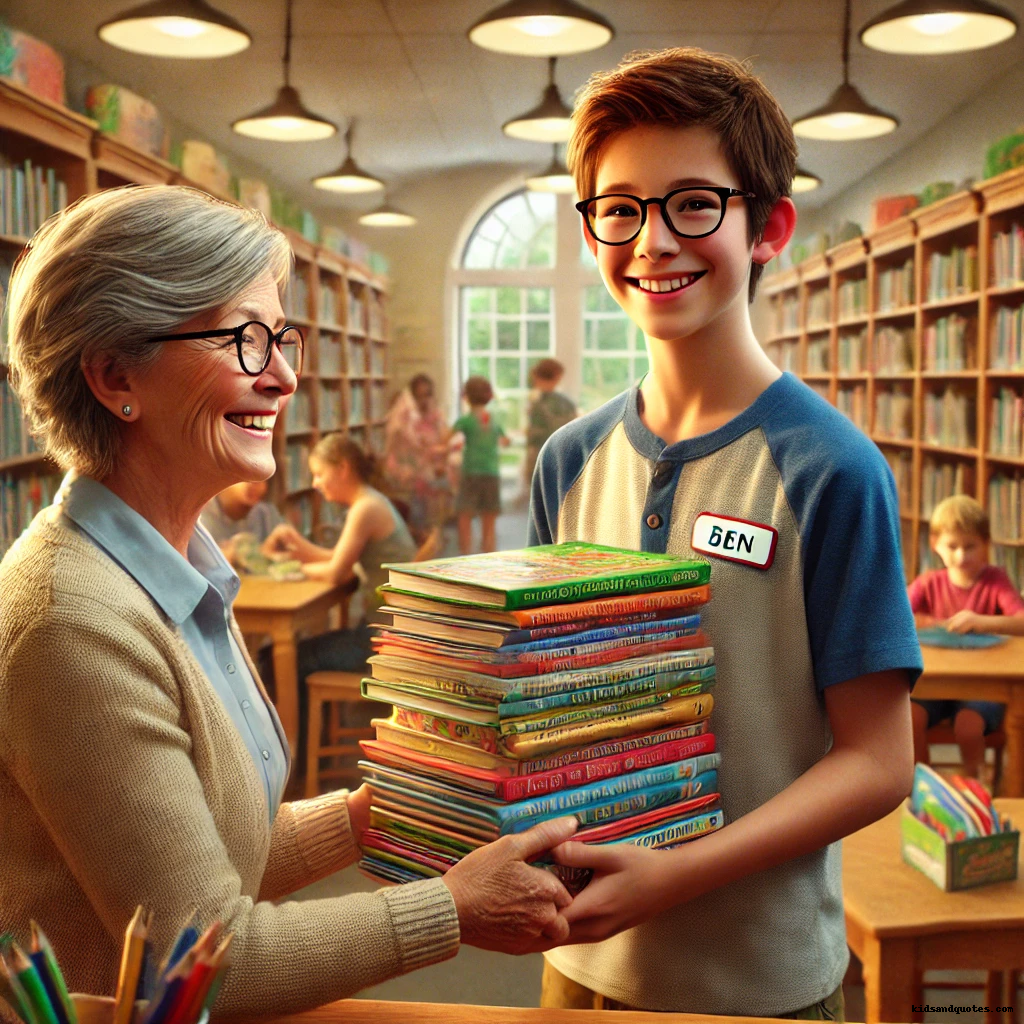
[451,188,648,462]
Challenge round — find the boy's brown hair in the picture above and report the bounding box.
[463,375,494,406]
[929,494,990,542]
[568,47,797,301]
[530,358,565,384]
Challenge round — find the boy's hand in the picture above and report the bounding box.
[945,610,984,633]
[549,839,678,943]
[345,783,373,847]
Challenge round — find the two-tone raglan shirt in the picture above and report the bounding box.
[529,371,922,1017]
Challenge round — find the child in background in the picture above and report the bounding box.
[523,358,577,497]
[910,494,1024,779]
[529,47,921,1019]
[453,375,509,554]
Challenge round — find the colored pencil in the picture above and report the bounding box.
[158,912,198,978]
[28,924,76,1024]
[3,943,58,1024]
[0,946,37,1024]
[142,951,194,1024]
[113,908,149,1024]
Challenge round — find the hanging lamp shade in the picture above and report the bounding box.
[526,146,576,193]
[359,203,416,227]
[468,0,614,56]
[313,123,384,192]
[232,0,336,141]
[792,82,898,140]
[792,0,898,141]
[503,57,574,142]
[792,167,822,193]
[98,0,251,57]
[860,0,1017,53]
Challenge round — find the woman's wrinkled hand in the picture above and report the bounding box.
[442,817,578,955]
[345,783,373,848]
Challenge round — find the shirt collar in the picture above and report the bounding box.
[61,475,239,624]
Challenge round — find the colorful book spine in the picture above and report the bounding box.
[626,807,725,848]
[500,612,701,652]
[496,584,712,626]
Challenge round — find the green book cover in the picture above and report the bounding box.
[384,542,711,611]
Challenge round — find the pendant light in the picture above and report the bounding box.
[98,0,250,57]
[526,145,576,193]
[468,0,614,56]
[793,0,898,140]
[232,0,335,142]
[359,203,416,227]
[792,167,822,193]
[503,57,574,142]
[860,0,1016,53]
[313,122,385,193]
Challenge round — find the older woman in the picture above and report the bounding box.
[0,185,576,1018]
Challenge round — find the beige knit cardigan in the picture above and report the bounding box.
[0,505,460,1019]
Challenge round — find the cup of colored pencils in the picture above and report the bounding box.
[0,909,232,1024]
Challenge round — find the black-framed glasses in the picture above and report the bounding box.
[576,186,756,246]
[146,321,305,377]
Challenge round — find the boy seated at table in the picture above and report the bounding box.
[911,494,1024,780]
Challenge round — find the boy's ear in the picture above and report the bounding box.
[752,196,797,266]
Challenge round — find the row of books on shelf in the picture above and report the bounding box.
[992,223,1024,289]
[921,458,972,518]
[883,449,913,510]
[878,259,914,311]
[286,492,314,536]
[837,277,868,320]
[991,302,1024,370]
[807,338,829,373]
[284,441,312,492]
[838,328,867,374]
[0,157,68,240]
[284,387,312,432]
[922,386,974,449]
[356,543,723,890]
[806,289,830,328]
[989,387,1024,459]
[773,295,799,335]
[1,380,39,460]
[836,382,866,429]
[320,338,343,376]
[319,384,343,430]
[989,472,1024,542]
[875,388,913,439]
[927,245,978,302]
[992,544,1024,590]
[876,325,915,373]
[923,313,974,372]
[320,283,339,327]
[286,269,310,321]
[0,472,59,557]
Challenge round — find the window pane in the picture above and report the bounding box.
[527,320,550,351]
[496,287,521,315]
[596,318,628,351]
[496,357,522,389]
[466,287,492,314]
[599,357,631,391]
[461,190,556,269]
[467,319,491,350]
[581,234,596,267]
[635,352,650,377]
[497,320,520,351]
[527,287,550,314]
[468,355,491,378]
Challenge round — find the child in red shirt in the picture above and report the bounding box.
[910,494,1024,778]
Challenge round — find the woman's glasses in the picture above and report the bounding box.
[146,321,305,377]
[576,186,756,246]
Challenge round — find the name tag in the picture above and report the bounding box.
[691,512,777,570]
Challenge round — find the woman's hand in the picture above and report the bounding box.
[262,524,302,557]
[345,784,373,848]
[442,817,578,955]
[549,838,678,944]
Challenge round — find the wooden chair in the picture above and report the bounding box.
[926,723,1006,795]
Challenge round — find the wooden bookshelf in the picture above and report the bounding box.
[0,77,391,553]
[763,165,1024,586]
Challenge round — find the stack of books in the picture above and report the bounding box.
[355,542,723,889]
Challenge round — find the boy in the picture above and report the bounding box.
[453,375,509,554]
[910,494,1024,779]
[530,49,921,1019]
[523,358,577,492]
[200,478,282,564]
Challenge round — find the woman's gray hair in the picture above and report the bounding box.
[6,184,293,479]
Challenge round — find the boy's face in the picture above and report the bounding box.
[932,527,987,581]
[584,124,757,345]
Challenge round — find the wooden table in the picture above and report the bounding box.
[261,998,807,1024]
[844,798,1024,1023]
[914,635,1024,797]
[233,577,350,757]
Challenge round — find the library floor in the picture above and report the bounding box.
[286,493,1019,1020]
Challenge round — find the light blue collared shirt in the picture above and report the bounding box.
[59,474,289,821]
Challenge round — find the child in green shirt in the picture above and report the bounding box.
[523,358,577,497]
[452,375,508,553]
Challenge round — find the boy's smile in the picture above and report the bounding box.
[585,124,756,344]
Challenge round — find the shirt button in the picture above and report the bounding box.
[262,750,270,760]
[226,664,236,674]
[646,513,662,529]
[241,700,251,710]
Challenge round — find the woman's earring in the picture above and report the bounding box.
[122,405,132,417]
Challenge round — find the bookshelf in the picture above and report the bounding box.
[763,166,1024,588]
[0,77,391,556]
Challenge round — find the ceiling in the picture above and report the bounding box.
[5,0,1024,216]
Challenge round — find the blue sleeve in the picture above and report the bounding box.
[766,404,922,691]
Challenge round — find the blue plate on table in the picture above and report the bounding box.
[916,627,1007,649]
